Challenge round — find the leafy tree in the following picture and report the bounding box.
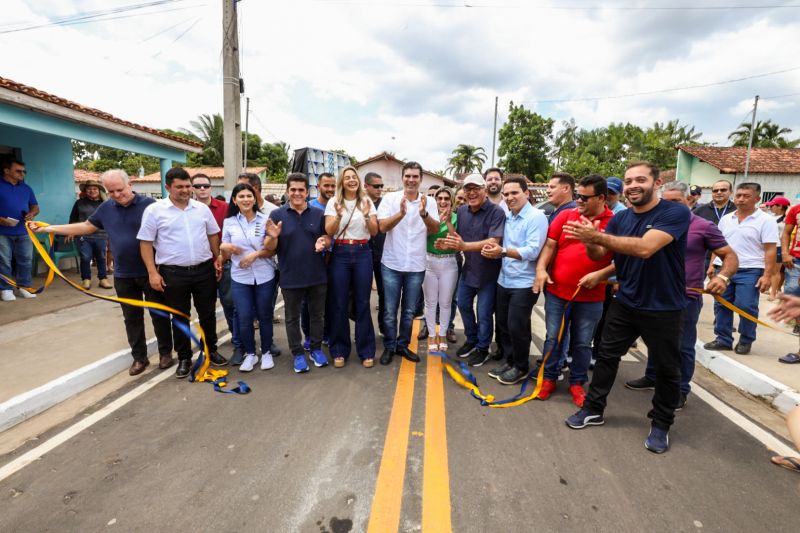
[72,140,160,177]
[729,119,798,148]
[445,144,487,175]
[183,113,224,166]
[260,142,290,182]
[497,103,554,180]
[552,118,578,171]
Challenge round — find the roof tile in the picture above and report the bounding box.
[679,145,800,174]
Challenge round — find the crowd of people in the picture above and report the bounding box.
[3,153,798,455]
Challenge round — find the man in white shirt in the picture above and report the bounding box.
[138,167,228,378]
[377,161,440,364]
[704,182,778,355]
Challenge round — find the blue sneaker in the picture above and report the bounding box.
[310,349,329,367]
[644,425,670,454]
[293,354,309,373]
[565,408,605,429]
[303,338,311,351]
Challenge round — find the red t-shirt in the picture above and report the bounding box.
[546,207,614,302]
[207,197,228,234]
[784,204,800,258]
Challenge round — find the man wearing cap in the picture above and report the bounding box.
[605,177,627,215]
[0,157,39,302]
[70,179,112,290]
[33,169,174,376]
[704,182,777,355]
[766,196,790,299]
[694,180,734,225]
[687,185,703,210]
[437,173,505,367]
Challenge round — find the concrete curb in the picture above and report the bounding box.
[695,342,800,415]
[0,308,226,433]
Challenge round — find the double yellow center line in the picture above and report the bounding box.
[367,321,452,533]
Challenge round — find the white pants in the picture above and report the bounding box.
[422,254,458,337]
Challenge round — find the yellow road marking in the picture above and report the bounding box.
[422,353,452,532]
[367,320,420,533]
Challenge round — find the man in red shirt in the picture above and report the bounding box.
[533,174,614,406]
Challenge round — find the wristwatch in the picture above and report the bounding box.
[716,273,730,285]
[500,247,508,258]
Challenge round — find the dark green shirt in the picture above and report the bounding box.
[426,213,458,255]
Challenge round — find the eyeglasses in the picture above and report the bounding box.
[192,184,211,189]
[367,184,384,189]
[712,188,729,193]
[576,193,601,201]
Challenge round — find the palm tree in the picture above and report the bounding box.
[183,113,224,166]
[552,118,578,170]
[446,144,487,176]
[728,119,796,148]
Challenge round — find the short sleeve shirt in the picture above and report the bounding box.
[325,197,377,241]
[715,208,778,269]
[136,198,219,266]
[785,205,800,259]
[685,214,727,299]
[0,178,38,236]
[456,200,506,288]
[605,200,691,312]
[377,191,439,273]
[547,207,614,302]
[221,212,276,285]
[269,205,327,289]
[206,197,228,234]
[88,194,155,278]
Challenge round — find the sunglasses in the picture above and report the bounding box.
[576,193,601,201]
[192,184,212,189]
[712,188,729,193]
[368,184,384,189]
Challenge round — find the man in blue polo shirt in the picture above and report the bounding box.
[0,157,40,301]
[563,161,691,455]
[437,173,505,367]
[265,173,331,373]
[33,169,174,376]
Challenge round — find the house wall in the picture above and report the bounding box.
[0,124,74,223]
[733,173,800,202]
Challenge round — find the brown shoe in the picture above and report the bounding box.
[158,354,175,369]
[129,359,149,376]
[98,279,113,289]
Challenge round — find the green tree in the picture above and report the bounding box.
[259,142,290,182]
[445,144,486,175]
[497,103,554,180]
[72,140,160,177]
[729,119,798,148]
[183,113,224,166]
[552,118,578,171]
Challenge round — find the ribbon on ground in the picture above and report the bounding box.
[6,222,249,394]
[435,286,581,409]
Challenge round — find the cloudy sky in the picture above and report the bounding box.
[3,0,800,172]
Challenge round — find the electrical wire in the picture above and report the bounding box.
[304,0,800,10]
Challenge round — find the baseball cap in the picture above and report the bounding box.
[766,196,790,207]
[462,174,486,187]
[606,177,623,195]
[689,185,702,196]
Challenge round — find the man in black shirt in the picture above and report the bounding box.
[693,179,734,225]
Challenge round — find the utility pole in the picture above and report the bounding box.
[743,94,759,181]
[222,0,242,191]
[491,96,498,167]
[243,96,250,170]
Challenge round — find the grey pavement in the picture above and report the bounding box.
[1,291,799,532]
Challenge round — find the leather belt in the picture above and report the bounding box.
[335,239,368,245]
[159,259,214,271]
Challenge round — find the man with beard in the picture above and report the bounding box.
[563,161,690,455]
[485,167,505,207]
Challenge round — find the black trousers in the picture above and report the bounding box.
[496,285,538,372]
[158,261,219,360]
[284,283,327,355]
[113,276,173,362]
[584,299,684,430]
[372,260,385,334]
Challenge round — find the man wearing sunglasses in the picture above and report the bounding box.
[694,180,734,225]
[365,172,387,337]
[191,173,227,231]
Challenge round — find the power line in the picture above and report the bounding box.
[519,65,800,104]
[762,92,800,99]
[250,110,282,143]
[306,0,800,10]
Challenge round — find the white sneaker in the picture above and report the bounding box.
[239,353,258,372]
[260,351,275,370]
[17,289,36,299]
[1,289,15,301]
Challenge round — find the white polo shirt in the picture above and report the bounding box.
[137,198,220,267]
[377,190,439,272]
[716,208,778,269]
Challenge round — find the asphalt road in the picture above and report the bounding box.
[1,303,798,533]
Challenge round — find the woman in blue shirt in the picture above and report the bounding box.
[220,183,277,372]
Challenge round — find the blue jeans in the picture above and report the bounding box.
[646,297,702,395]
[543,293,602,384]
[381,265,424,352]
[712,267,763,346]
[0,234,33,290]
[78,237,107,280]
[456,279,496,350]
[231,278,276,355]
[784,259,800,297]
[329,244,376,360]
[219,262,242,350]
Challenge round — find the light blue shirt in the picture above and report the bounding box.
[221,212,276,285]
[498,202,548,289]
[610,202,627,215]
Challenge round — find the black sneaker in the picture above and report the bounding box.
[497,367,528,385]
[467,348,490,367]
[625,376,656,391]
[489,346,504,361]
[675,393,687,411]
[488,363,512,380]
[456,342,476,358]
[229,346,245,366]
